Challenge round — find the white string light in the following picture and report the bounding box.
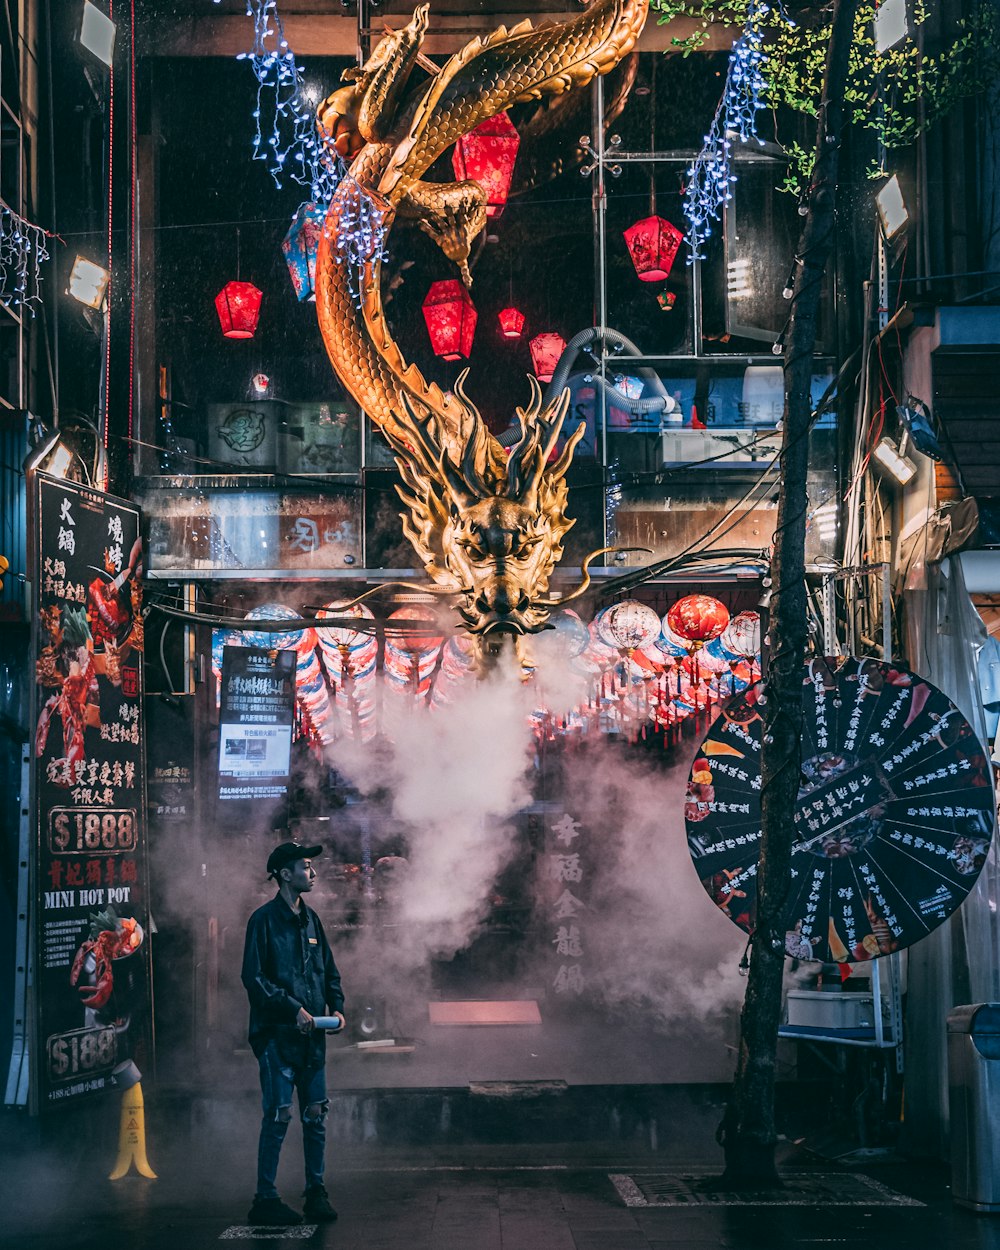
[220,0,341,206]
[330,175,389,308]
[0,206,50,312]
[683,1,793,261]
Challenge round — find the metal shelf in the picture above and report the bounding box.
[779,953,904,1073]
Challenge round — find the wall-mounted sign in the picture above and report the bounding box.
[146,695,195,827]
[217,645,295,832]
[32,475,152,1108]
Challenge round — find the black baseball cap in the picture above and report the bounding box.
[267,842,323,879]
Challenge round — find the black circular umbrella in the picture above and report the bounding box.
[686,655,995,963]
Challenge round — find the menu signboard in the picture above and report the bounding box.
[32,475,152,1107]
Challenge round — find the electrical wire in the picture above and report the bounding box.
[145,595,442,636]
[596,460,779,597]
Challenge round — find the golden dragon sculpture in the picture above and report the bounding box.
[314,0,649,660]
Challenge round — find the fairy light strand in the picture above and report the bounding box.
[0,206,50,312]
[219,0,340,206]
[683,0,793,261]
[330,175,389,308]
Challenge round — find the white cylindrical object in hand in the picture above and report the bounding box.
[313,1016,343,1031]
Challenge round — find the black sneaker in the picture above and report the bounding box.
[303,1185,338,1221]
[247,1196,304,1226]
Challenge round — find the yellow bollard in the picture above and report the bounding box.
[109,1079,158,1180]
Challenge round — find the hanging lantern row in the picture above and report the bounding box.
[525,599,763,744]
[451,112,521,220]
[210,596,761,750]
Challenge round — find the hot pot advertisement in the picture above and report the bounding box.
[32,475,152,1107]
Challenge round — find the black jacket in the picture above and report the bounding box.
[241,893,345,1062]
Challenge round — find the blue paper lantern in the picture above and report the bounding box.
[281,201,325,302]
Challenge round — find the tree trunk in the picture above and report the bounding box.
[721,0,862,1187]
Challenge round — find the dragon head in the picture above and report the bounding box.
[383,376,586,642]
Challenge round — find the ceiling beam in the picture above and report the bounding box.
[150,13,738,58]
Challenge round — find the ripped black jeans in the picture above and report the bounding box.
[256,1040,328,1199]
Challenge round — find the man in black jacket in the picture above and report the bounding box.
[241,842,346,1226]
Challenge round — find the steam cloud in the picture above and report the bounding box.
[147,650,749,1090]
[325,650,747,1046]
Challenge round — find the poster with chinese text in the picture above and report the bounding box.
[32,475,152,1108]
[217,645,295,833]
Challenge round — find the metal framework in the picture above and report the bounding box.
[1,0,31,1109]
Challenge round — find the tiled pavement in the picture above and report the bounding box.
[4,1097,1000,1250]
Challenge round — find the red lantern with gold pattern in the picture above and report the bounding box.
[422,279,478,361]
[215,281,263,339]
[497,306,526,339]
[452,112,521,219]
[529,332,566,384]
[623,215,684,283]
[665,595,730,650]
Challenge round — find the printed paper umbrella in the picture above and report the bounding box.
[686,655,995,963]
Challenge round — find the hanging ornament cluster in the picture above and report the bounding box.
[682,0,790,260]
[423,279,478,361]
[215,280,264,338]
[421,113,523,360]
[451,112,521,219]
[0,206,50,312]
[233,0,340,205]
[526,600,762,743]
[422,111,524,360]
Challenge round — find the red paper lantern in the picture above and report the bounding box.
[422,279,477,361]
[452,112,521,219]
[215,280,263,339]
[529,332,566,384]
[497,306,525,339]
[623,215,684,283]
[666,595,730,649]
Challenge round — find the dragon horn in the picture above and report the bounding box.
[438,448,479,511]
